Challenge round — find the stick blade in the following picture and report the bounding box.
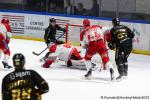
[32,51,40,56]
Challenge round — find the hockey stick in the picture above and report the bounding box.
[32,47,48,56]
[32,31,66,56]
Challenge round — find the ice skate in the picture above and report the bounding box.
[84,69,92,78]
[67,60,72,67]
[110,68,115,81]
[116,75,126,81]
[2,61,13,70]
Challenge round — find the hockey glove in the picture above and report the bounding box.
[45,38,51,45]
[108,43,115,50]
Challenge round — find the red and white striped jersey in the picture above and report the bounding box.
[80,25,110,47]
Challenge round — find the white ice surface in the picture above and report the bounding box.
[0,39,150,100]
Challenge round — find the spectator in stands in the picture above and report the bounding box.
[49,2,57,13]
[36,0,45,11]
[26,0,45,11]
[89,0,99,17]
[48,0,62,13]
[76,3,87,16]
[64,0,77,15]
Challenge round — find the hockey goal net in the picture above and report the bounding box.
[55,19,83,45]
[55,19,116,67]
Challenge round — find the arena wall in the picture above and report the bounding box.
[0,10,149,55]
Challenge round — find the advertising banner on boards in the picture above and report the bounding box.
[0,11,149,50]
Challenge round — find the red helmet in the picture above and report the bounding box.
[83,19,90,27]
[1,18,9,24]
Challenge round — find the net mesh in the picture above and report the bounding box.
[56,19,83,45]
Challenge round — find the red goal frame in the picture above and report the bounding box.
[55,19,83,44]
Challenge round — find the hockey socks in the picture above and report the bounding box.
[43,60,54,68]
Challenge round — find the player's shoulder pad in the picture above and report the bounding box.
[120,25,128,28]
[28,69,39,75]
[110,27,115,32]
[3,71,15,81]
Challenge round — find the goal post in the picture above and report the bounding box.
[55,19,116,68]
[55,19,83,45]
[66,23,83,45]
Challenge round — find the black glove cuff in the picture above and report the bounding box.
[108,43,115,50]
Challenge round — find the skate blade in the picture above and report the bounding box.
[84,75,92,80]
[111,77,116,82]
[116,76,127,82]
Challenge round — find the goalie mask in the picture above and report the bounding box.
[12,53,25,69]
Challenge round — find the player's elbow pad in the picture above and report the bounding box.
[39,82,49,94]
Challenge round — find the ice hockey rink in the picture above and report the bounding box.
[0,39,150,100]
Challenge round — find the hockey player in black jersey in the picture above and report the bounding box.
[2,53,49,100]
[44,18,66,45]
[41,18,66,62]
[108,18,135,80]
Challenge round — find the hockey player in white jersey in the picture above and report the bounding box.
[80,19,115,80]
[0,19,12,69]
[42,43,90,70]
